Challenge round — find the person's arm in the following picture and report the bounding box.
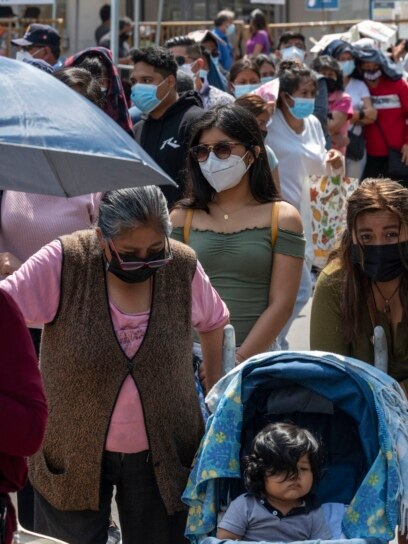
[0,290,47,457]
[352,96,377,126]
[236,202,304,362]
[192,261,229,391]
[0,252,22,275]
[310,267,351,355]
[397,79,408,164]
[217,528,243,540]
[328,110,348,134]
[0,240,62,326]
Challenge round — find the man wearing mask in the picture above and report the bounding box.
[12,24,61,68]
[357,47,408,185]
[277,30,330,149]
[164,36,233,109]
[131,46,203,206]
[213,10,235,71]
[99,16,133,65]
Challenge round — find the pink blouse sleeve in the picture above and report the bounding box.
[192,260,229,332]
[0,240,62,326]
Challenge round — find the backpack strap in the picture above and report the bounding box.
[183,209,194,244]
[271,201,279,248]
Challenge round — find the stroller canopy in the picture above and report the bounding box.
[183,351,408,543]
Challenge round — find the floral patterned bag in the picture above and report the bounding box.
[309,174,358,269]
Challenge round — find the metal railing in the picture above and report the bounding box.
[0,17,64,58]
[1,17,405,60]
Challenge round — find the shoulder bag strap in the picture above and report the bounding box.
[183,209,194,244]
[271,201,279,248]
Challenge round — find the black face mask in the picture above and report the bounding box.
[350,242,408,282]
[261,130,268,140]
[325,78,338,93]
[106,248,166,284]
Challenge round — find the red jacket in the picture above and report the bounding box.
[364,76,408,156]
[0,290,47,543]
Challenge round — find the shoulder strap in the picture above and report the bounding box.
[183,209,194,244]
[271,201,279,248]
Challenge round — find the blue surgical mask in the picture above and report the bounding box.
[286,94,315,119]
[226,23,236,36]
[234,83,260,98]
[199,69,209,80]
[339,59,355,77]
[212,56,220,67]
[130,79,169,114]
[280,46,305,63]
[260,76,275,85]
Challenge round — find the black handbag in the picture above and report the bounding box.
[346,126,365,161]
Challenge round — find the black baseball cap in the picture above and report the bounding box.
[12,24,61,47]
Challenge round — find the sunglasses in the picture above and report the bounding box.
[175,55,199,67]
[109,236,173,271]
[190,141,249,162]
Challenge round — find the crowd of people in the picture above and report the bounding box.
[2,7,408,544]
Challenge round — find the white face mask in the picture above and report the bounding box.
[16,50,33,62]
[178,62,196,79]
[199,151,251,192]
[280,45,305,63]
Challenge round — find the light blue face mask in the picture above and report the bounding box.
[286,94,315,119]
[130,79,168,114]
[339,59,355,77]
[260,76,275,85]
[226,23,236,36]
[199,69,209,80]
[234,83,260,98]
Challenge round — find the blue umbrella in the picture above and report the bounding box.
[0,57,176,196]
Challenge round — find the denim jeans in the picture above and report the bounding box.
[34,450,188,544]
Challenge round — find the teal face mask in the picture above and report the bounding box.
[234,83,260,98]
[339,59,355,77]
[130,79,169,114]
[286,94,315,119]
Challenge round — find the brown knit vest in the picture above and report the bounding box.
[29,230,204,513]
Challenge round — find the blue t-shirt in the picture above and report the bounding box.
[218,493,332,542]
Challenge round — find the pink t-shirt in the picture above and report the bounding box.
[0,240,229,453]
[328,91,353,154]
[246,30,270,56]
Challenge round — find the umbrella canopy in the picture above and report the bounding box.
[0,57,176,197]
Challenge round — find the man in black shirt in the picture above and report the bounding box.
[131,46,203,206]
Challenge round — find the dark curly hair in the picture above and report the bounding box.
[130,46,178,78]
[243,423,325,497]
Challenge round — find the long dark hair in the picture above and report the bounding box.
[329,178,408,343]
[180,104,279,211]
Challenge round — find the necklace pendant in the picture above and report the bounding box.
[224,214,229,221]
[384,300,390,314]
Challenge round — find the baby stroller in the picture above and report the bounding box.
[183,351,408,543]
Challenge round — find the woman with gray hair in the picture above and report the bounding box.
[0,185,228,544]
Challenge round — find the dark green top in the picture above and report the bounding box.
[310,259,408,383]
[172,226,305,345]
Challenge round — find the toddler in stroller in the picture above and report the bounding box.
[217,422,331,541]
[183,351,408,544]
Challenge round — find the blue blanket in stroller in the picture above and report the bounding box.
[183,352,408,542]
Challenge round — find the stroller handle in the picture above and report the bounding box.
[373,325,388,374]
